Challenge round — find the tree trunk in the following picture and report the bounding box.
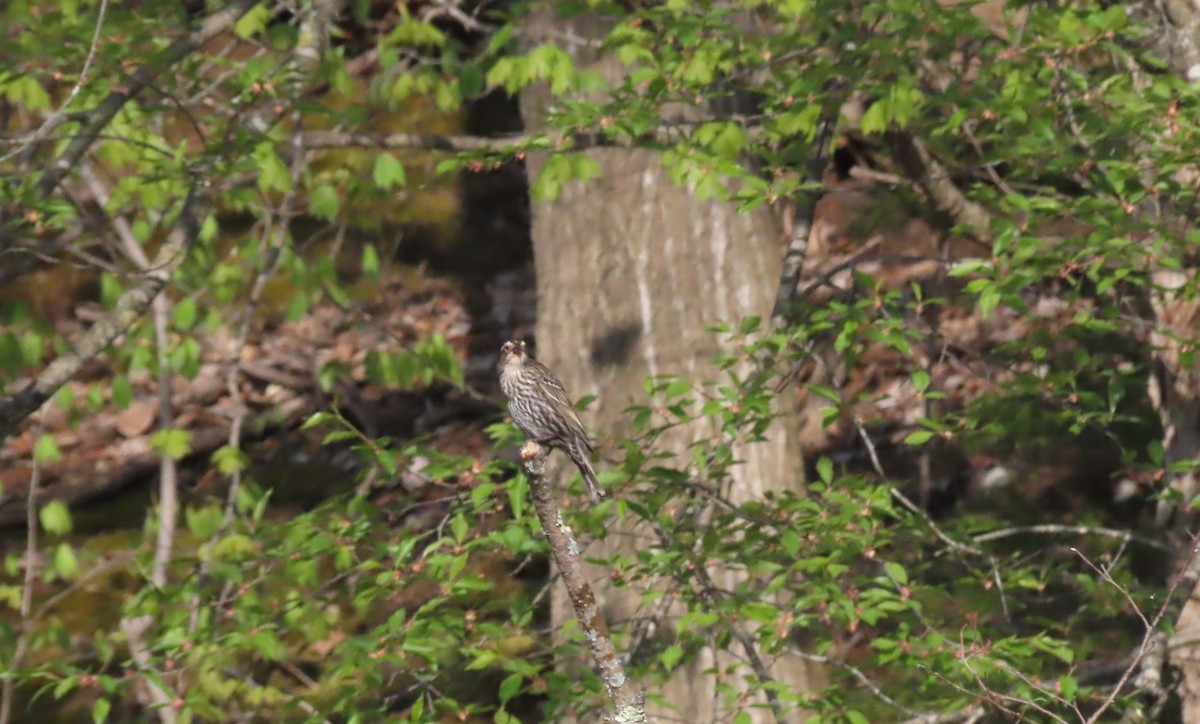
[518,6,819,721]
[1127,1,1200,716]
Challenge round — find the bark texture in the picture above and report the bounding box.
[1131,1,1200,717]
[518,5,817,721]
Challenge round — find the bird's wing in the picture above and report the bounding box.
[532,364,588,436]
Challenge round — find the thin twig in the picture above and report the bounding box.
[89,165,183,718]
[787,647,921,718]
[691,560,786,721]
[0,446,41,724]
[84,162,180,589]
[148,286,176,588]
[974,524,1168,552]
[120,614,177,723]
[1081,538,1200,723]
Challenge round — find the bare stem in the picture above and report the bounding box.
[0,449,41,724]
[149,292,176,589]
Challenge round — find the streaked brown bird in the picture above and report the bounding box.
[498,340,603,501]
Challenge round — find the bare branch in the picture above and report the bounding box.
[0,445,41,724]
[973,524,1168,552]
[147,278,178,588]
[1082,539,1200,723]
[295,0,346,76]
[521,442,647,723]
[82,163,180,588]
[888,131,993,238]
[771,118,832,326]
[120,615,177,723]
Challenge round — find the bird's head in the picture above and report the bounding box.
[499,339,529,368]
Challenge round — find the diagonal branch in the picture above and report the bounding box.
[887,130,993,238]
[0,181,210,444]
[521,442,647,723]
[771,117,833,326]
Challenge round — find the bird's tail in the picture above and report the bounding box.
[567,441,604,502]
[580,461,604,502]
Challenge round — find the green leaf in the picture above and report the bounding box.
[87,384,104,412]
[186,505,224,540]
[451,513,468,542]
[213,533,257,560]
[39,500,72,534]
[55,384,75,414]
[302,412,337,429]
[1059,675,1078,701]
[150,429,193,461]
[738,315,762,334]
[99,273,122,308]
[373,154,407,190]
[173,298,197,331]
[362,244,380,277]
[34,435,62,465]
[212,445,248,475]
[949,259,990,277]
[660,644,683,669]
[884,561,908,586]
[780,529,801,556]
[310,183,340,221]
[171,337,202,379]
[234,3,270,39]
[20,331,43,366]
[52,543,78,579]
[111,375,134,410]
[92,697,110,724]
[4,75,51,110]
[860,100,888,135]
[663,378,691,398]
[0,333,22,374]
[199,214,219,243]
[816,456,833,484]
[904,430,934,445]
[286,292,308,322]
[498,673,522,704]
[978,286,1001,318]
[251,630,285,661]
[806,384,842,404]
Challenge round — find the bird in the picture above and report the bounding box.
[498,339,603,501]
